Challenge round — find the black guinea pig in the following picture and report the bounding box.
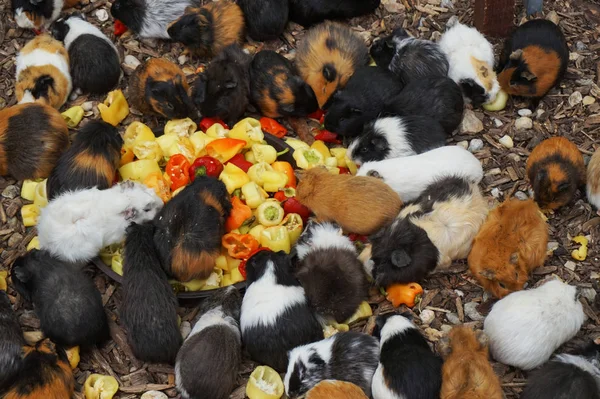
[249,50,319,118]
[238,0,288,42]
[288,0,380,27]
[0,291,25,393]
[11,249,109,348]
[46,120,122,201]
[12,0,79,31]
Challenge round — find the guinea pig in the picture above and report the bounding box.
[11,249,109,348]
[3,338,74,399]
[0,291,25,392]
[51,13,120,94]
[323,66,404,136]
[284,331,380,398]
[347,115,447,164]
[483,279,585,370]
[129,57,196,120]
[0,102,69,180]
[288,0,380,27]
[526,136,586,210]
[296,22,369,108]
[110,0,197,39]
[238,0,288,41]
[370,176,488,287]
[249,50,319,118]
[356,145,484,202]
[192,44,251,127]
[37,180,163,264]
[438,19,500,107]
[497,19,569,102]
[371,313,442,399]
[11,0,78,31]
[175,286,242,399]
[241,250,323,372]
[121,222,182,364]
[46,120,122,201]
[469,198,548,299]
[438,326,502,399]
[296,167,403,235]
[370,28,449,84]
[15,34,71,109]
[587,149,600,212]
[294,221,369,322]
[305,380,369,399]
[520,338,600,399]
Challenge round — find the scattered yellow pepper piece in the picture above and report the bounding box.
[257,201,285,226]
[111,253,123,276]
[189,131,216,156]
[260,226,291,253]
[99,243,123,266]
[33,179,48,208]
[61,106,84,128]
[572,236,589,261]
[118,159,161,182]
[248,225,266,242]
[206,123,229,138]
[133,141,163,163]
[143,172,171,203]
[229,117,264,148]
[344,301,373,324]
[219,163,251,194]
[242,182,268,209]
[0,270,7,291]
[330,148,347,167]
[21,204,40,227]
[120,147,135,167]
[345,156,358,175]
[285,138,310,151]
[164,118,197,138]
[245,150,257,164]
[21,179,40,201]
[98,89,129,126]
[123,122,155,149]
[261,171,288,192]
[311,140,331,160]
[215,255,229,272]
[251,144,278,164]
[246,366,284,399]
[66,346,80,369]
[27,237,40,251]
[293,148,324,169]
[248,162,274,187]
[279,213,303,244]
[84,374,119,399]
[482,89,509,112]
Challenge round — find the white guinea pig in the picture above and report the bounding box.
[484,279,585,370]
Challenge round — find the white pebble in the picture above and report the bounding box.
[547,241,559,252]
[569,91,583,107]
[439,324,453,334]
[468,139,484,153]
[515,116,533,130]
[493,118,503,127]
[515,191,529,201]
[536,109,546,119]
[581,288,596,303]
[95,9,109,22]
[564,261,577,272]
[491,188,502,198]
[180,321,191,340]
[464,302,485,321]
[178,54,188,65]
[124,55,141,69]
[457,140,468,150]
[446,312,460,325]
[499,135,514,149]
[420,309,435,325]
[583,96,596,106]
[141,391,168,399]
[460,109,484,134]
[518,109,532,117]
[82,101,93,112]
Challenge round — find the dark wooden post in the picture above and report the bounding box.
[474,0,516,38]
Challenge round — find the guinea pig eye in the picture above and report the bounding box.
[165,103,174,110]
[360,147,369,153]
[498,282,506,289]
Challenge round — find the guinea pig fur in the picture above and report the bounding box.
[121,222,182,364]
[51,13,120,94]
[240,250,323,372]
[305,380,368,399]
[46,120,122,201]
[370,176,488,287]
[526,136,586,210]
[192,44,251,127]
[3,338,74,399]
[284,331,380,398]
[129,57,195,120]
[371,313,442,399]
[438,326,502,399]
[356,145,484,203]
[483,279,585,370]
[249,50,319,118]
[438,20,500,107]
[37,180,163,264]
[288,0,380,27]
[295,22,369,108]
[347,115,447,164]
[11,0,78,30]
[0,102,69,180]
[175,286,242,399]
[0,291,25,392]
[167,1,244,59]
[15,34,72,109]
[295,167,403,235]
[497,19,569,101]
[238,0,288,42]
[587,149,600,211]
[370,28,449,84]
[11,249,109,347]
[294,221,369,322]
[468,198,548,299]
[110,0,198,39]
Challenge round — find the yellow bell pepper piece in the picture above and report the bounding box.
[21,179,40,201]
[246,366,284,399]
[119,159,161,182]
[164,118,197,138]
[215,255,229,271]
[27,237,40,251]
[572,236,589,261]
[245,151,257,164]
[84,374,119,399]
[248,225,265,242]
[111,254,123,276]
[311,140,331,159]
[21,204,40,227]
[221,274,234,287]
[257,201,284,226]
[227,256,242,272]
[324,157,338,168]
[33,179,48,208]
[345,156,358,175]
[262,171,288,192]
[248,162,274,186]
[242,182,268,208]
[251,144,278,164]
[98,90,129,126]
[285,138,310,151]
[230,267,245,283]
[279,213,303,244]
[206,123,229,138]
[124,122,155,149]
[260,226,291,253]
[330,148,347,167]
[189,131,216,156]
[143,172,171,203]
[344,301,373,324]
[326,166,340,174]
[133,141,163,163]
[219,163,251,194]
[229,118,264,148]
[66,346,80,369]
[293,148,324,169]
[0,270,7,291]
[99,243,123,266]
[61,106,84,128]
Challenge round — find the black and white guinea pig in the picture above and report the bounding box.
[11,249,109,348]
[284,331,380,398]
[240,250,323,372]
[347,115,447,164]
[175,286,242,399]
[51,13,120,94]
[249,50,319,119]
[11,0,78,31]
[288,0,380,27]
[238,0,288,42]
[121,222,182,364]
[46,120,122,201]
[0,291,25,392]
[370,28,449,84]
[192,44,251,127]
[371,313,442,399]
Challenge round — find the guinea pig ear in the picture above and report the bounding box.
[510,252,519,265]
[371,135,388,152]
[391,249,411,268]
[509,49,524,61]
[280,104,295,114]
[121,207,139,221]
[479,269,495,280]
[520,70,537,82]
[350,107,362,115]
[29,0,43,4]
[119,180,135,191]
[224,80,238,89]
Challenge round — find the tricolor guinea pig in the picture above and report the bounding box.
[483,279,585,370]
[288,0,380,27]
[526,136,585,210]
[238,0,288,42]
[0,291,25,392]
[497,19,569,102]
[295,22,369,108]
[249,50,319,118]
[51,13,121,94]
[15,34,71,109]
[0,102,69,181]
[587,149,600,211]
[305,380,369,399]
[469,198,548,299]
[11,0,78,31]
[129,57,196,119]
[121,222,182,364]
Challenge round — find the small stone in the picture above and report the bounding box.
[591,272,600,279]
[439,324,453,334]
[591,84,600,98]
[430,31,442,42]
[95,9,109,22]
[468,139,484,153]
[547,241,559,253]
[491,188,501,198]
[446,312,460,325]
[454,289,464,297]
[457,140,468,150]
[69,92,79,101]
[440,0,454,8]
[515,116,533,130]
[536,109,546,119]
[8,232,23,247]
[518,108,532,116]
[483,291,490,302]
[493,118,503,127]
[124,55,141,69]
[583,96,596,105]
[499,135,514,148]
[576,41,588,51]
[178,54,187,65]
[569,91,583,107]
[141,391,168,399]
[546,11,559,24]
[420,309,435,325]
[564,261,577,272]
[82,101,93,112]
[424,327,444,341]
[2,185,19,199]
[464,302,485,321]
[507,153,521,162]
[447,15,459,28]
[180,321,191,340]
[381,0,405,13]
[580,288,596,303]
[460,110,484,134]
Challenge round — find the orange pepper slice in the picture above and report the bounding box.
[386,282,424,308]
[222,233,260,259]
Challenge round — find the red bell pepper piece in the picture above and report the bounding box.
[189,156,223,180]
[282,197,311,223]
[260,117,287,139]
[165,154,191,191]
[271,161,297,188]
[348,233,368,243]
[114,20,128,36]
[226,153,253,173]
[274,187,296,202]
[199,117,228,132]
[338,167,351,175]
[314,130,341,144]
[222,233,260,259]
[225,196,253,232]
[307,109,324,121]
[238,247,272,278]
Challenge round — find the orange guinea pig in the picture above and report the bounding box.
[469,198,548,299]
[306,380,369,399]
[526,137,585,210]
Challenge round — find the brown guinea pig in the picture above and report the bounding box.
[526,136,585,210]
[295,22,369,108]
[296,167,402,235]
[438,326,502,399]
[306,380,368,399]
[0,102,69,180]
[469,198,548,299]
[129,57,195,120]
[587,149,600,212]
[167,1,245,59]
